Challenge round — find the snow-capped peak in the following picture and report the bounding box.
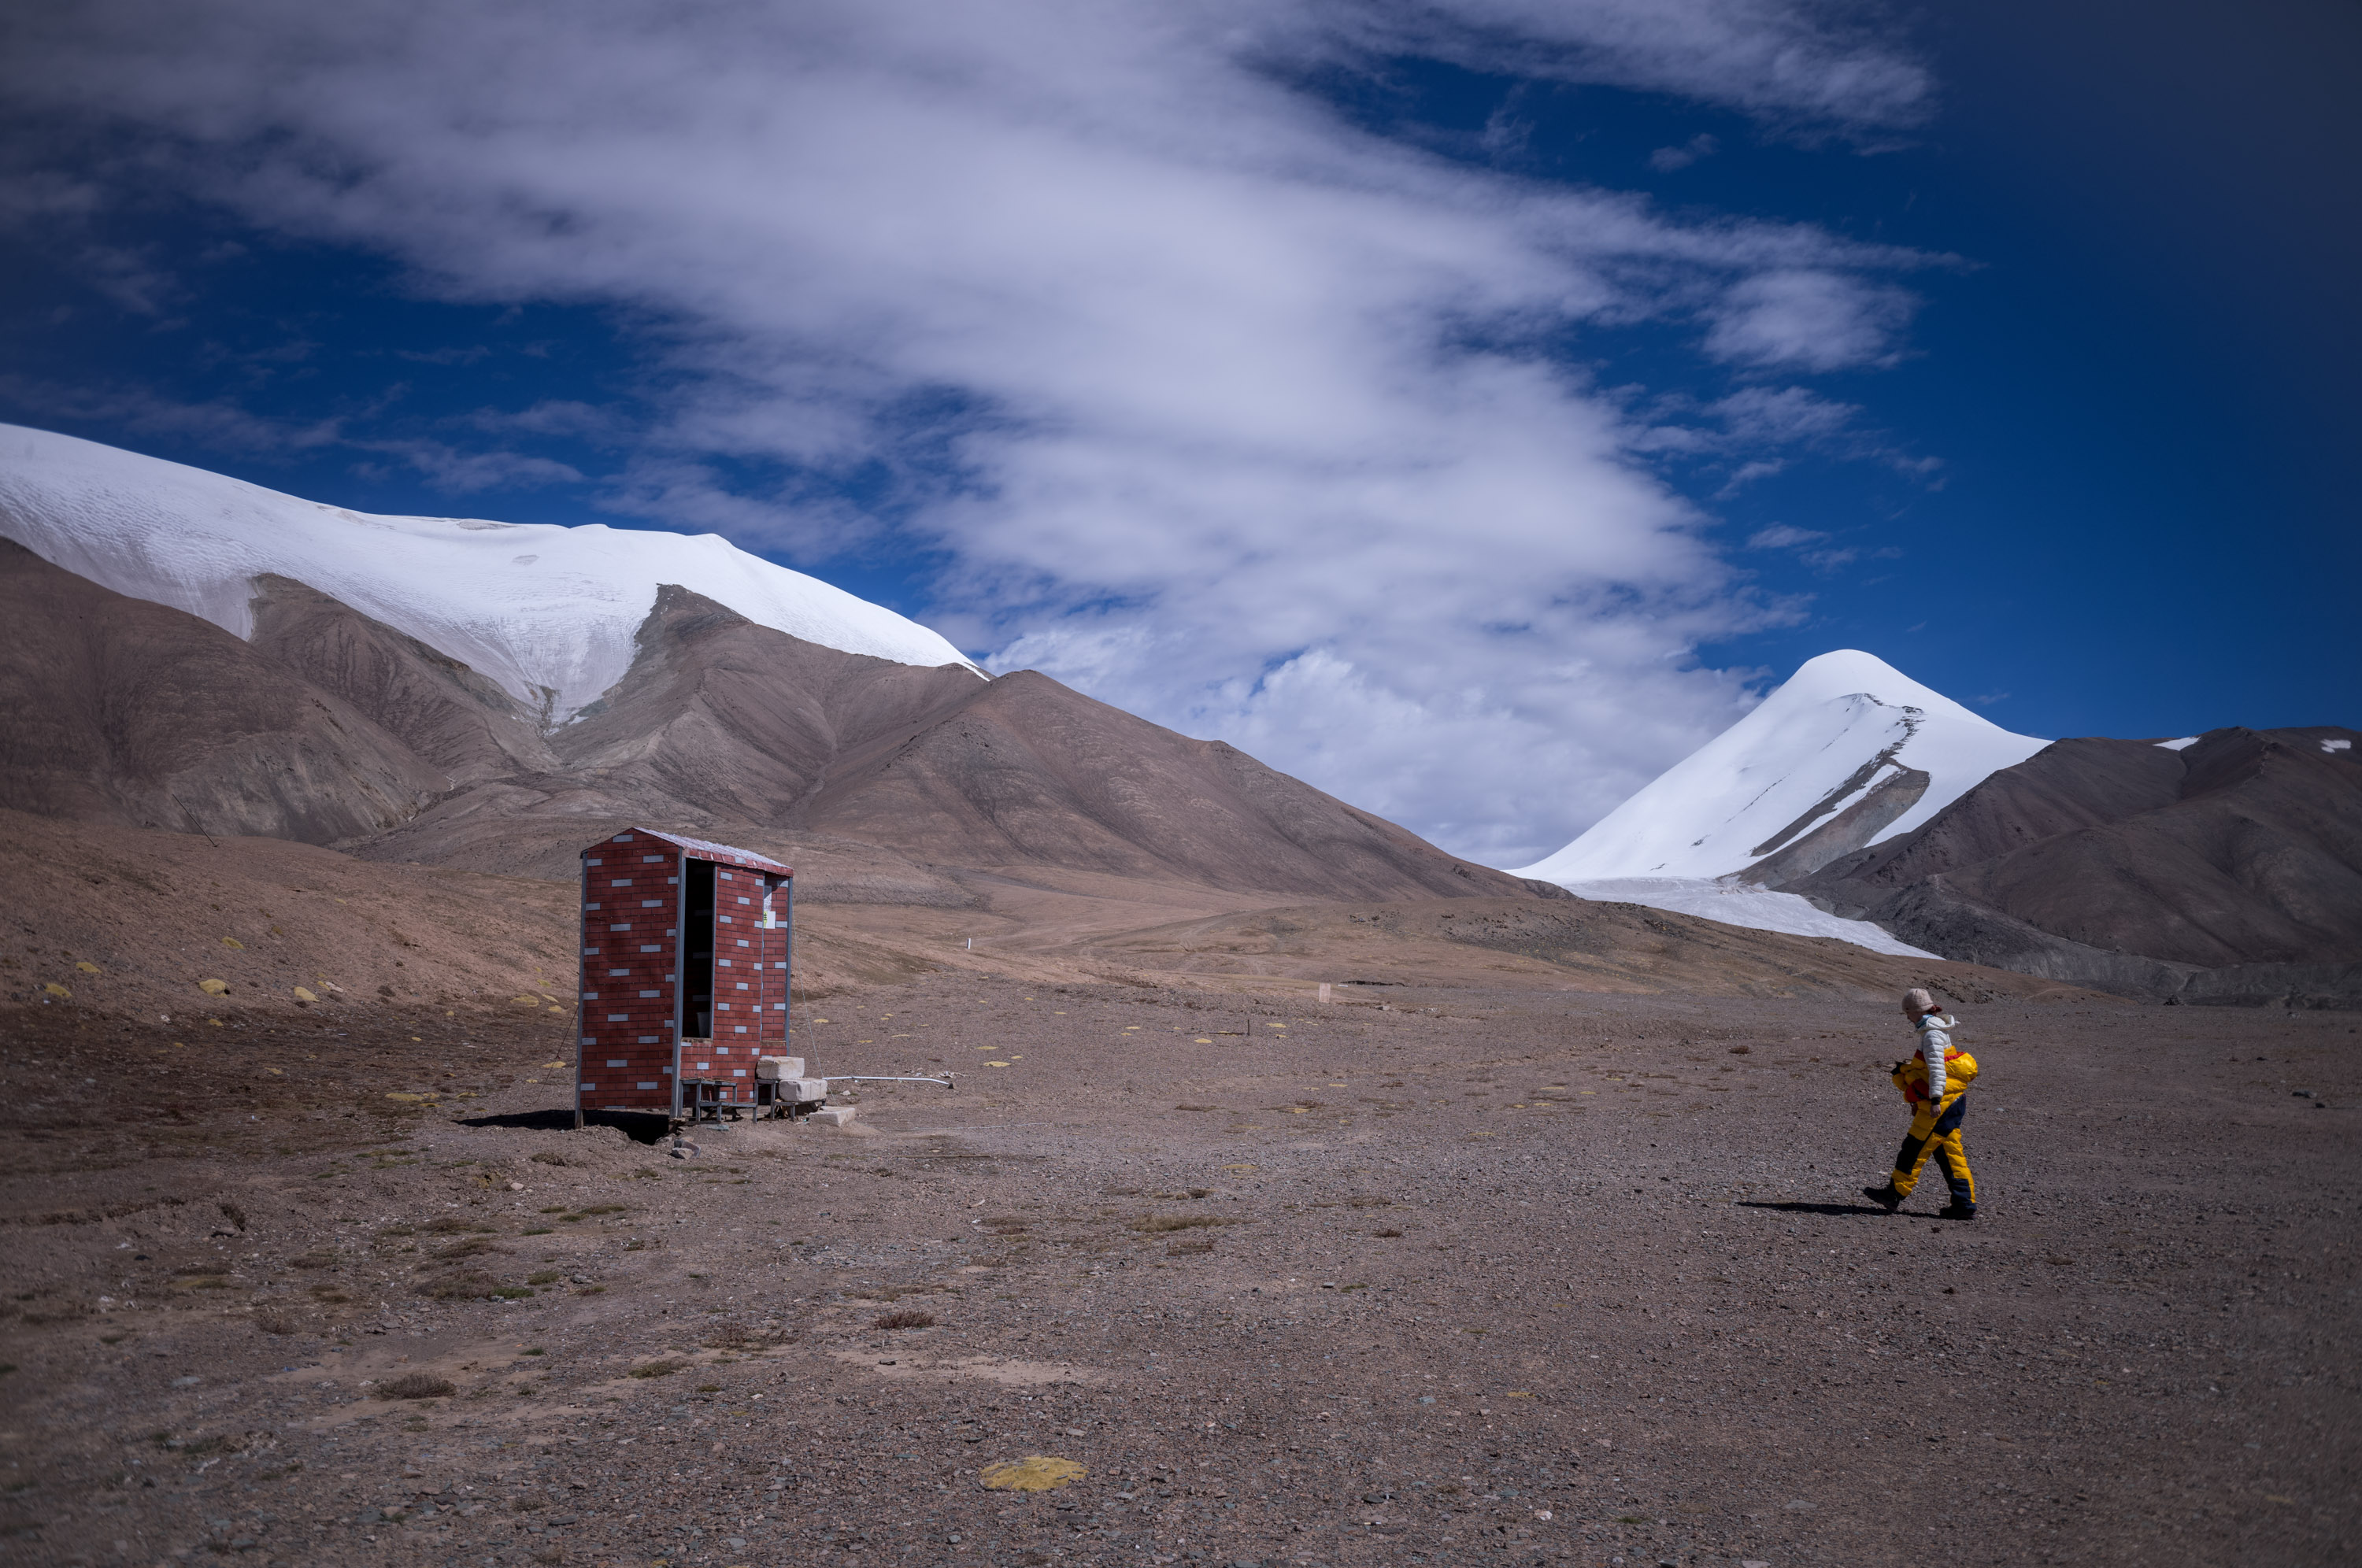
[0,423,980,723]
[1512,649,2048,885]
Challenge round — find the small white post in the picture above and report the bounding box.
[1318,982,1332,1004]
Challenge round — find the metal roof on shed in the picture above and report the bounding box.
[594,827,791,876]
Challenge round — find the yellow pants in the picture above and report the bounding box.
[1891,1094,1975,1205]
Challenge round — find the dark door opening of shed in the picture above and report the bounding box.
[682,858,716,1039]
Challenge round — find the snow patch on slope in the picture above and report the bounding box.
[1513,649,2047,884]
[1561,877,1939,959]
[0,424,979,723]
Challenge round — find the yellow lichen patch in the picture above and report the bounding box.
[198,978,229,996]
[979,1456,1087,1492]
[511,994,541,1008]
[294,986,319,1004]
[385,1092,435,1104]
[542,1061,568,1070]
[75,961,99,974]
[1194,1037,1213,1044]
[984,1061,1011,1068]
[43,982,71,1000]
[221,937,245,949]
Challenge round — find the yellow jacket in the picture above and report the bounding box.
[1893,1016,1977,1111]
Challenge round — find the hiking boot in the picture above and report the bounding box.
[1862,1183,1903,1214]
[1937,1202,1977,1222]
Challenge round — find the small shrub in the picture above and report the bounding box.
[416,1270,499,1300]
[628,1359,686,1379]
[703,1321,776,1351]
[1165,1237,1213,1256]
[872,1308,935,1330]
[1372,1227,1403,1238]
[379,1372,455,1400]
[435,1237,500,1260]
[255,1305,297,1335]
[527,1270,563,1285]
[697,1381,723,1392]
[529,1151,568,1167]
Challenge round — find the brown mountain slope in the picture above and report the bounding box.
[802,668,1557,901]
[2,560,1554,907]
[0,540,443,843]
[1793,727,2362,1000]
[548,582,988,821]
[365,584,1553,901]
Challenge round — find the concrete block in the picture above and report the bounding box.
[756,1055,807,1082]
[783,1077,827,1100]
[806,1105,857,1127]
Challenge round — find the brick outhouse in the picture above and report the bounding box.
[575,828,792,1122]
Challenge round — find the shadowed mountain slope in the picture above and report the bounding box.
[0,540,444,842]
[1791,728,2362,1002]
[247,572,560,785]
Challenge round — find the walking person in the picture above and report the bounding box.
[1864,987,1979,1219]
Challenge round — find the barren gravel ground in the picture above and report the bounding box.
[2,981,2356,1568]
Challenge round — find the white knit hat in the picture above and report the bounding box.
[1904,986,1935,1013]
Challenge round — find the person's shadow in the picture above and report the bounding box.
[1735,1200,1899,1217]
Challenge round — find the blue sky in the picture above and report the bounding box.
[2,0,2353,866]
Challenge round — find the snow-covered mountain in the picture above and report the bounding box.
[0,424,979,724]
[1516,649,2048,886]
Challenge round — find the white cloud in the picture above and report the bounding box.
[2,0,1937,864]
[1704,268,1917,370]
[1650,133,1721,171]
[1746,523,1829,549]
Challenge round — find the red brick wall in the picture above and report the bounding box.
[575,832,683,1115]
[674,865,789,1104]
[575,832,792,1117]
